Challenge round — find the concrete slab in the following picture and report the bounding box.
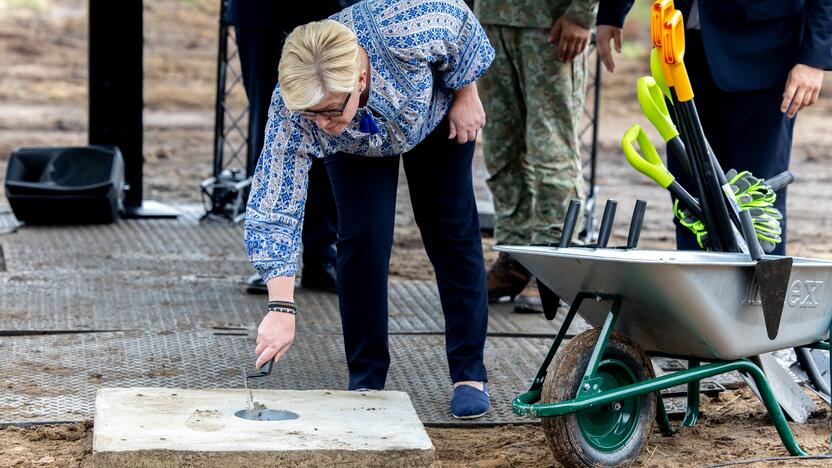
[93,387,434,467]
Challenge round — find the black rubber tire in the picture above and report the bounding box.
[541,329,656,467]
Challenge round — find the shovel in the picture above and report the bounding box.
[663,14,738,253]
[661,11,792,339]
[644,59,755,254]
[644,1,804,422]
[621,126,813,422]
[744,354,817,424]
[622,124,701,219]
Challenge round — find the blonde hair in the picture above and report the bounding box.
[278,20,362,111]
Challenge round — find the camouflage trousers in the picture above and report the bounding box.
[479,25,587,245]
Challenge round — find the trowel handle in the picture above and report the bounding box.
[597,199,618,248]
[559,199,582,248]
[260,357,275,375]
[626,200,647,249]
[739,209,763,261]
[765,171,794,192]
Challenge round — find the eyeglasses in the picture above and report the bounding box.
[299,93,351,119]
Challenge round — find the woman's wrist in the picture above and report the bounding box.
[453,81,478,98]
[266,275,296,302]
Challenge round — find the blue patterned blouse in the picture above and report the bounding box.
[244,0,495,281]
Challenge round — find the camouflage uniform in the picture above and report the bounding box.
[475,0,597,245]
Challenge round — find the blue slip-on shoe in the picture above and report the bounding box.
[451,383,490,419]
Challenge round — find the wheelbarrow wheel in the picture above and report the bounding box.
[542,329,656,467]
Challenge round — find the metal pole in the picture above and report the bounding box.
[589,49,601,207]
[213,0,231,179]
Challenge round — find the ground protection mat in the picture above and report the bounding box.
[0,331,551,426]
[0,272,582,336]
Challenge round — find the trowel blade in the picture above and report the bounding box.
[756,256,793,340]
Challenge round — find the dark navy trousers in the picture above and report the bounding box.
[235,27,338,265]
[669,30,794,255]
[324,119,489,390]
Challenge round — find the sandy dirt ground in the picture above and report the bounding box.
[0,389,829,467]
[1,0,831,466]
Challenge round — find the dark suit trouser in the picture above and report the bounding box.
[324,119,489,390]
[668,30,795,256]
[235,27,337,265]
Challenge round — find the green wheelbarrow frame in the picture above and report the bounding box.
[512,291,832,456]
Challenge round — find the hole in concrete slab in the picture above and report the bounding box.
[234,409,300,422]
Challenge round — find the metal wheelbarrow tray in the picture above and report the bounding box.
[498,246,832,360]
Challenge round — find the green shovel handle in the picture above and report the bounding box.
[650,48,672,101]
[622,124,675,189]
[637,76,679,143]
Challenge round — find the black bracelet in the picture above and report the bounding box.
[268,307,297,316]
[267,301,297,315]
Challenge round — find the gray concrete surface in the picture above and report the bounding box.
[93,387,434,467]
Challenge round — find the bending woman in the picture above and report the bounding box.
[244,0,494,419]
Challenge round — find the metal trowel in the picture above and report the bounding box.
[238,358,299,422]
[242,358,274,417]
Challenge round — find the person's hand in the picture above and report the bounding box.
[549,16,591,62]
[596,25,622,72]
[255,310,296,368]
[781,63,824,118]
[449,83,486,144]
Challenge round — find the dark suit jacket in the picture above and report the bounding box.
[226,0,346,29]
[597,0,832,92]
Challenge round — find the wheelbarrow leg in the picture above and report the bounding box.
[528,292,595,393]
[576,297,623,397]
[682,360,700,427]
[655,394,675,436]
[741,360,807,456]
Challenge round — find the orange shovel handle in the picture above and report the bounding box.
[651,0,674,48]
[663,10,694,102]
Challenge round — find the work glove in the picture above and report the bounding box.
[726,169,783,253]
[672,170,783,253]
[673,199,710,250]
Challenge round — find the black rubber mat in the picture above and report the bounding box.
[0,271,585,337]
[0,206,601,426]
[0,208,249,278]
[0,207,586,336]
[0,331,551,426]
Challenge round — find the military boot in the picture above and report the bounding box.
[487,252,530,303]
[513,278,543,313]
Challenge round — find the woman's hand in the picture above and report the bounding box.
[255,311,296,368]
[449,83,486,145]
[254,275,297,368]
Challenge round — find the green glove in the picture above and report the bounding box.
[726,169,783,253]
[744,207,782,253]
[673,199,710,250]
[727,169,777,207]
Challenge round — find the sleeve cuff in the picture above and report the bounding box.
[596,5,625,28]
[565,4,598,30]
[254,261,298,283]
[798,50,832,72]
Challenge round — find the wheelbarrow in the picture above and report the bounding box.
[499,242,832,466]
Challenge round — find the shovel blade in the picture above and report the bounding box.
[747,354,817,424]
[756,256,793,340]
